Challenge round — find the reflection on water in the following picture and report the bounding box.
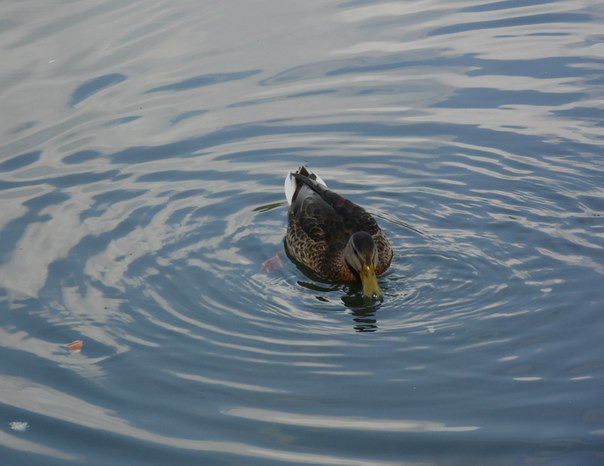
[1,0,603,465]
[224,407,480,432]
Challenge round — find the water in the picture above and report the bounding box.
[1,1,603,464]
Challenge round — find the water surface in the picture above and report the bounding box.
[1,1,603,465]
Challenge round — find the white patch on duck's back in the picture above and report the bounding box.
[284,168,328,206]
[284,172,297,206]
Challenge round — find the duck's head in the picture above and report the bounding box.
[344,231,382,301]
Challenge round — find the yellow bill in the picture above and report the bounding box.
[360,264,382,301]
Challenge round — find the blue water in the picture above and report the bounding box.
[1,1,603,465]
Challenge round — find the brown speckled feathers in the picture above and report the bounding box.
[285,167,392,282]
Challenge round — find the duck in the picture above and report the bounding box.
[284,166,393,300]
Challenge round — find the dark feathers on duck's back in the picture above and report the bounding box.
[284,166,392,300]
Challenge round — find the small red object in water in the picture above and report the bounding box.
[65,340,83,352]
[261,252,282,273]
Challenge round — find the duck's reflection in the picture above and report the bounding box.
[352,310,378,333]
[341,291,380,332]
[296,279,381,332]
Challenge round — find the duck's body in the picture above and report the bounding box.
[284,166,392,299]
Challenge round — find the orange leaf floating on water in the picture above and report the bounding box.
[261,252,282,273]
[65,340,83,352]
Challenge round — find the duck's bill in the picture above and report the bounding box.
[360,264,383,301]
